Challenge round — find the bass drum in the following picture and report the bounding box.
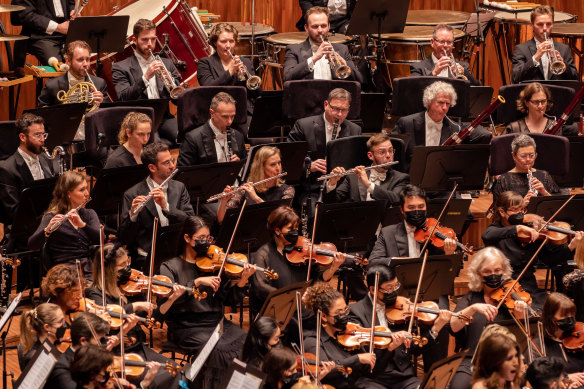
[91,0,213,100]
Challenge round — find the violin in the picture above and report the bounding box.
[111,353,181,378]
[562,321,584,352]
[414,218,474,254]
[74,298,160,329]
[515,214,579,245]
[120,268,207,300]
[296,352,352,377]
[285,236,369,267]
[195,244,278,280]
[488,279,533,312]
[336,322,428,351]
[385,296,473,325]
[56,328,136,353]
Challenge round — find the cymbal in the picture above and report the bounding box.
[0,4,25,12]
[0,33,28,42]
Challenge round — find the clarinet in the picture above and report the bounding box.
[225,127,233,162]
[527,170,539,196]
[331,119,340,141]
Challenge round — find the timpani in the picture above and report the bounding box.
[550,23,584,79]
[206,22,275,57]
[406,10,471,29]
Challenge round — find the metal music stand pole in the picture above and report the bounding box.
[251,0,255,63]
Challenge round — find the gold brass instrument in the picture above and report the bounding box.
[444,49,467,80]
[148,48,185,99]
[207,172,288,202]
[544,32,566,76]
[227,48,261,90]
[57,80,98,112]
[318,33,351,79]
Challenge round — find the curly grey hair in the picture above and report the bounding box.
[468,247,513,292]
[511,134,536,155]
[422,81,457,109]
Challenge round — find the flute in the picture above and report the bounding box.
[46,197,92,234]
[317,161,398,181]
[130,169,179,217]
[207,172,288,202]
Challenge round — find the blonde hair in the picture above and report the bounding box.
[468,247,513,292]
[91,243,128,302]
[118,112,152,144]
[46,171,87,215]
[20,303,62,354]
[248,146,284,193]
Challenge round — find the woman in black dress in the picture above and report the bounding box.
[218,146,295,223]
[19,302,65,368]
[241,316,281,369]
[104,112,152,169]
[158,215,255,388]
[28,171,100,279]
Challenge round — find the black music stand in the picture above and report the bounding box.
[553,137,584,188]
[389,255,463,301]
[100,98,169,134]
[240,141,308,186]
[247,90,287,139]
[67,16,129,78]
[526,194,584,232]
[23,103,86,150]
[256,281,311,328]
[153,223,184,273]
[175,162,244,214]
[419,351,467,389]
[469,86,494,120]
[326,135,370,174]
[409,145,490,191]
[346,0,409,36]
[215,199,292,254]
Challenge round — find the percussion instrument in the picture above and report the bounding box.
[206,22,275,57]
[0,33,28,41]
[406,10,471,29]
[0,4,25,12]
[550,24,584,79]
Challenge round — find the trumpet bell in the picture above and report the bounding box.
[335,65,351,80]
[551,61,566,76]
[170,85,185,99]
[246,75,262,90]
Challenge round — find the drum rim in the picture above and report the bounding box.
[263,31,352,44]
[493,10,576,24]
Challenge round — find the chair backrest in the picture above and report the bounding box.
[489,133,570,176]
[176,86,247,140]
[282,80,361,121]
[387,136,407,174]
[496,83,577,125]
[391,76,470,118]
[0,121,19,161]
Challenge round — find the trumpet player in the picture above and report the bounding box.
[283,6,362,83]
[410,24,480,86]
[112,19,182,145]
[512,6,578,83]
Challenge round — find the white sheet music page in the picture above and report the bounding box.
[225,370,263,389]
[186,319,224,381]
[18,341,58,389]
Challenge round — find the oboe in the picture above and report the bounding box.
[130,169,179,216]
[225,127,233,162]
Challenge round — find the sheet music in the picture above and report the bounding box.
[0,292,22,333]
[186,319,224,381]
[17,342,58,389]
[225,371,263,389]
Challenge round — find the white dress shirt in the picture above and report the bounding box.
[17,148,45,180]
[431,53,449,78]
[307,41,332,80]
[368,292,389,328]
[135,52,160,99]
[425,112,443,146]
[68,72,88,141]
[46,0,65,34]
[209,119,230,163]
[328,0,348,15]
[533,37,550,80]
[404,221,421,257]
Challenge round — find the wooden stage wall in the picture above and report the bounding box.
[1,0,583,121]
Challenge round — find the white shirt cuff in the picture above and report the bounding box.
[46,20,58,35]
[367,183,375,194]
[307,57,314,71]
[142,75,150,88]
[532,55,540,67]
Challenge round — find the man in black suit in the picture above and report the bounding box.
[392,81,492,171]
[512,5,578,83]
[410,24,480,86]
[324,133,409,206]
[295,0,355,34]
[284,6,362,83]
[177,91,246,167]
[121,142,194,269]
[112,19,182,145]
[11,0,75,71]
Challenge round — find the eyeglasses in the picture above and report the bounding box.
[29,132,48,140]
[434,39,454,46]
[331,305,350,316]
[379,282,401,294]
[160,157,176,167]
[328,105,350,114]
[374,148,394,156]
[529,99,548,106]
[517,153,536,160]
[194,235,214,243]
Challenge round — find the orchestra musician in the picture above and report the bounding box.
[217,146,295,223]
[295,0,355,34]
[505,83,579,136]
[369,185,457,265]
[41,264,85,318]
[176,91,246,166]
[324,133,410,205]
[158,215,256,388]
[392,81,492,171]
[261,347,330,389]
[112,19,181,145]
[562,238,584,322]
[241,316,282,370]
[410,24,480,86]
[283,6,362,82]
[28,171,99,279]
[19,302,65,368]
[103,112,152,169]
[448,247,528,389]
[525,357,570,389]
[471,330,523,389]
[511,5,578,83]
[120,142,194,269]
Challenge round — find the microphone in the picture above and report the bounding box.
[48,57,69,72]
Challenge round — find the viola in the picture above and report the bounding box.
[296,352,352,377]
[120,268,207,300]
[562,322,584,352]
[111,353,182,378]
[195,244,278,280]
[285,236,369,267]
[385,296,473,325]
[336,322,428,351]
[74,298,160,329]
[414,218,474,254]
[488,279,533,312]
[516,214,578,245]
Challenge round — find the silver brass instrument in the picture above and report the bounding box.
[527,169,539,196]
[445,49,467,80]
[319,33,351,79]
[544,32,566,76]
[130,169,179,216]
[227,48,261,90]
[46,196,92,234]
[207,172,288,202]
[42,146,68,174]
[148,48,185,99]
[57,80,98,112]
[317,161,398,181]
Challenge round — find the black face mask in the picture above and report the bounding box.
[382,290,398,306]
[100,336,109,347]
[282,372,302,389]
[483,273,503,289]
[507,212,526,226]
[193,240,211,256]
[55,323,67,339]
[282,229,299,245]
[117,265,132,285]
[404,210,427,228]
[98,371,111,386]
[332,313,350,332]
[557,317,576,335]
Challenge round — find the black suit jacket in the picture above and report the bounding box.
[112,54,181,101]
[409,57,481,86]
[324,169,410,205]
[120,179,195,257]
[14,0,74,39]
[512,38,578,83]
[177,122,246,166]
[45,346,75,389]
[283,38,363,83]
[0,150,55,225]
[392,111,492,171]
[38,73,109,107]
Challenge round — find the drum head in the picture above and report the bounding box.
[406,10,470,27]
[208,22,275,37]
[495,10,575,24]
[264,32,351,45]
[379,26,465,42]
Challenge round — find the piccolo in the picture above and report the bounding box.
[47,197,92,234]
[207,172,288,203]
[317,161,398,181]
[130,169,179,217]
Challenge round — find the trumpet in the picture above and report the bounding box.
[317,161,398,181]
[130,169,179,217]
[148,48,185,99]
[543,32,566,76]
[46,197,92,235]
[444,49,467,80]
[227,49,261,90]
[318,33,351,79]
[206,172,288,202]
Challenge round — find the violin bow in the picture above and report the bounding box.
[369,272,380,357]
[535,194,575,234]
[408,251,429,336]
[100,225,106,310]
[75,259,87,312]
[419,183,458,255]
[217,199,247,279]
[147,218,159,310]
[119,295,126,380]
[296,291,306,376]
[306,204,319,282]
[83,316,124,389]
